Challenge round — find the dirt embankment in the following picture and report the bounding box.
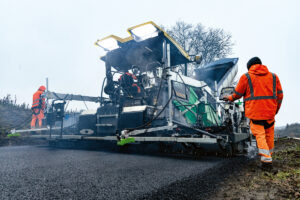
[0,101,47,146]
[0,103,31,136]
[212,138,300,200]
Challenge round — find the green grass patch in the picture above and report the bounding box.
[276,171,291,180]
[117,137,135,146]
[272,144,300,160]
[293,168,300,175]
[7,133,21,138]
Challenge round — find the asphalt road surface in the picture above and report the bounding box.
[0,145,230,200]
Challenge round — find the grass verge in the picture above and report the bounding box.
[212,138,300,200]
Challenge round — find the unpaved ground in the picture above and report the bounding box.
[210,138,300,200]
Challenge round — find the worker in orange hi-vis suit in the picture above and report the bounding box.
[31,86,46,128]
[118,72,141,94]
[224,57,283,171]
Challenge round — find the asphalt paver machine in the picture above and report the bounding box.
[15,21,250,155]
[72,21,250,155]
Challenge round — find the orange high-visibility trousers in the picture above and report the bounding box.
[250,119,275,163]
[31,109,44,128]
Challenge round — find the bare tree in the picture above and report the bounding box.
[164,21,234,67]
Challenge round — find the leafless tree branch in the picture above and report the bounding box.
[164,21,234,70]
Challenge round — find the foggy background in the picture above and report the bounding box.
[0,0,299,126]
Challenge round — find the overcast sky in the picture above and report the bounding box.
[0,0,299,126]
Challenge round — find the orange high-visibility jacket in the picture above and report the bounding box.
[119,72,141,93]
[228,64,283,120]
[32,90,45,110]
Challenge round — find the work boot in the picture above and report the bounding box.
[260,162,274,172]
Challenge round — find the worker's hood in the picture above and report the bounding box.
[248,64,269,76]
[39,85,46,91]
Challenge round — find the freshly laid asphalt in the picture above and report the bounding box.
[0,145,235,200]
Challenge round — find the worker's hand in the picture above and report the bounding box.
[223,95,230,101]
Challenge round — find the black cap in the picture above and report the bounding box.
[247,57,262,70]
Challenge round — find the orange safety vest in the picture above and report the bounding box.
[229,64,283,120]
[32,90,45,110]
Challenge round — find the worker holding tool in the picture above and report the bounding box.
[31,86,46,128]
[224,57,283,170]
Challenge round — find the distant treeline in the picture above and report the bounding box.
[276,123,300,138]
[0,94,30,110]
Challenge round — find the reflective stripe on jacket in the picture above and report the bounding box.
[229,64,283,119]
[32,90,45,109]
